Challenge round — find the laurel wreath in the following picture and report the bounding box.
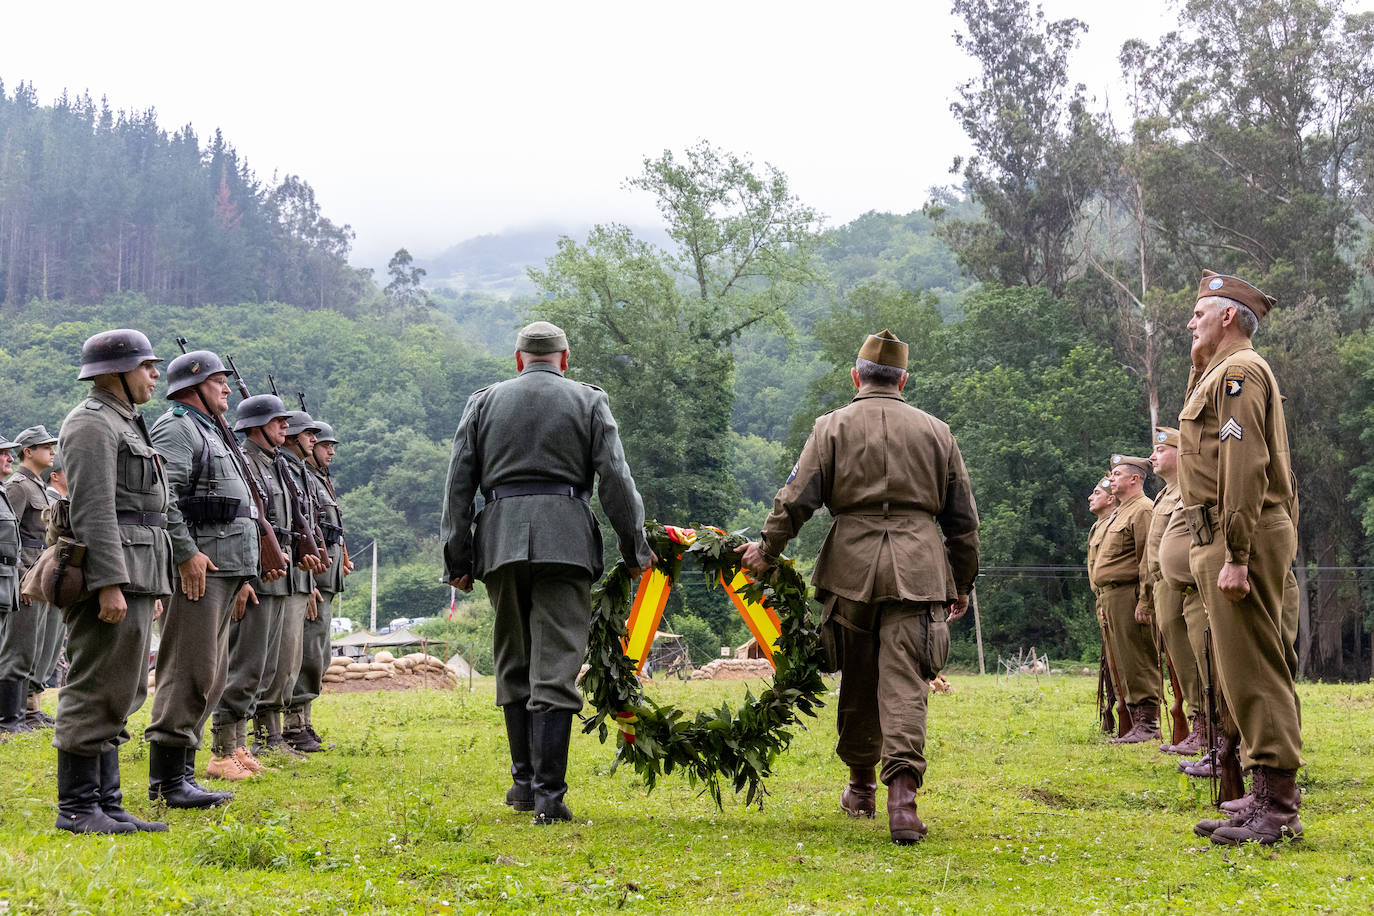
[580,522,828,808]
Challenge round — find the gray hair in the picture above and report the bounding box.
[855,357,908,387]
[1201,295,1259,337]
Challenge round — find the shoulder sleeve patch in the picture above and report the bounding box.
[1224,368,1245,397]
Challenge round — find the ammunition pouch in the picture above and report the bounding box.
[183,495,248,527]
[320,522,344,546]
[20,537,89,608]
[1182,505,1218,549]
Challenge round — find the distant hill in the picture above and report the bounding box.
[418,223,671,298]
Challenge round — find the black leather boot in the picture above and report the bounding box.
[532,709,575,823]
[55,750,136,834]
[99,749,167,832]
[148,741,227,808]
[503,704,535,811]
[183,747,233,804]
[0,679,34,734]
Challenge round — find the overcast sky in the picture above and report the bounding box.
[1,1,1344,268]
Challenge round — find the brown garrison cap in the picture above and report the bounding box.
[1196,270,1277,319]
[1111,454,1152,477]
[516,321,569,354]
[1153,427,1179,449]
[1095,476,1113,493]
[858,329,909,369]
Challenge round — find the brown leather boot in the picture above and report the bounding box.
[1109,702,1162,744]
[886,771,927,845]
[1211,766,1302,846]
[840,765,877,818]
[1195,767,1262,838]
[1161,713,1203,755]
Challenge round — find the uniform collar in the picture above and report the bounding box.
[851,384,906,402]
[175,400,218,430]
[1116,491,1146,512]
[14,465,42,484]
[520,362,565,377]
[1200,339,1254,380]
[89,384,138,420]
[243,438,277,459]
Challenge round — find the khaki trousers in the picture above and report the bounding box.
[291,590,335,708]
[484,562,592,713]
[214,593,286,726]
[145,575,245,748]
[54,593,157,756]
[829,596,949,787]
[1153,575,1201,718]
[260,592,310,712]
[1190,507,1301,770]
[1096,585,1160,706]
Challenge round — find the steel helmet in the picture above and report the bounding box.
[166,350,229,396]
[233,394,291,432]
[284,411,322,437]
[313,421,338,445]
[77,329,162,380]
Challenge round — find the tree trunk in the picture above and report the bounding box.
[1294,543,1312,679]
[1314,542,1344,679]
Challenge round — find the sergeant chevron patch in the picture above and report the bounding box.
[1219,418,1244,441]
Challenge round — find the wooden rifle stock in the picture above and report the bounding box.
[1098,611,1133,738]
[1202,626,1245,805]
[1097,655,1117,734]
[1159,633,1190,746]
[277,453,329,567]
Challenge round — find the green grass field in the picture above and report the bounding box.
[1,674,1371,914]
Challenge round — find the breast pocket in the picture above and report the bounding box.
[118,433,162,495]
[1178,398,1206,459]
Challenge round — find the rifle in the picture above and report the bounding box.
[1098,609,1134,738]
[1097,654,1117,734]
[1158,631,1190,746]
[1202,625,1245,806]
[296,390,351,572]
[265,374,328,570]
[174,339,287,580]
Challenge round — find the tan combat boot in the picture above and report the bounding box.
[234,720,266,774]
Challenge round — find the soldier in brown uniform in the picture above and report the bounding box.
[1092,454,1160,744]
[1180,271,1302,846]
[1147,428,1203,755]
[737,330,979,845]
[1086,474,1118,732]
[1,426,60,731]
[54,329,172,834]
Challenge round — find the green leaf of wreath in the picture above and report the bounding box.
[581,521,829,808]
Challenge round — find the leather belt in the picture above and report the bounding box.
[272,525,290,541]
[0,554,15,567]
[116,510,167,527]
[484,483,590,502]
[21,535,45,549]
[1096,581,1133,593]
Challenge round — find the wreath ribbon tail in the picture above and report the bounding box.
[722,569,783,668]
[623,568,672,675]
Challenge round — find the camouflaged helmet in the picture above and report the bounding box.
[166,350,229,396]
[313,421,338,445]
[78,329,162,380]
[284,411,322,437]
[233,394,291,432]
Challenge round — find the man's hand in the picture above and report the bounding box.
[627,551,660,579]
[306,588,322,621]
[179,552,217,601]
[947,593,970,622]
[98,584,128,624]
[154,599,164,620]
[734,542,772,576]
[1218,562,1250,602]
[449,575,473,593]
[343,557,355,575]
[262,564,286,583]
[1134,605,1154,625]
[233,582,258,621]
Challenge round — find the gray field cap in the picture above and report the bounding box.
[0,431,19,451]
[516,321,569,354]
[16,426,59,448]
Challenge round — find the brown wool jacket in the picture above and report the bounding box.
[760,387,979,604]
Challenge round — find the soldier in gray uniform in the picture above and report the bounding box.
[145,351,272,805]
[442,321,653,823]
[210,394,293,778]
[256,411,323,758]
[1,426,60,731]
[54,329,171,834]
[286,420,351,753]
[0,431,25,735]
[46,455,68,501]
